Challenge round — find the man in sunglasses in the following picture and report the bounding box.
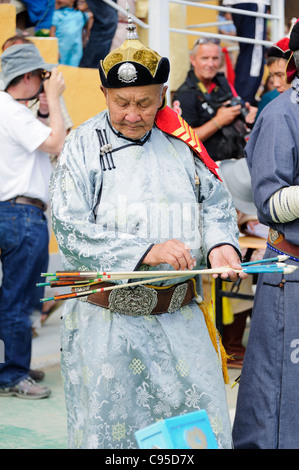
[173,37,257,162]
[0,43,66,399]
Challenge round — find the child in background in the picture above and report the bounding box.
[50,0,93,67]
[76,0,94,49]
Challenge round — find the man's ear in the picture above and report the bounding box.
[100,86,108,102]
[23,72,32,83]
[189,53,196,68]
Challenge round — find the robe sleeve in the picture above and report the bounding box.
[245,90,299,245]
[194,156,241,262]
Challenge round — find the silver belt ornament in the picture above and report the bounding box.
[109,283,189,316]
[74,283,189,315]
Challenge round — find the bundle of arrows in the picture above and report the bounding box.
[38,255,297,303]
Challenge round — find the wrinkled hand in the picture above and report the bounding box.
[208,244,247,281]
[143,240,196,271]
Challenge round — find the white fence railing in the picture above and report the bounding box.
[102,0,285,62]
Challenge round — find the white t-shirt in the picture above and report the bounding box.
[0,92,52,204]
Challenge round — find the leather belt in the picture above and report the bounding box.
[72,278,196,316]
[267,229,299,259]
[7,196,47,212]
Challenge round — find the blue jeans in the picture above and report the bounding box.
[0,201,49,387]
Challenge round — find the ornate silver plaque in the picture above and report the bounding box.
[117,63,138,83]
[109,285,158,316]
[269,229,279,243]
[167,283,188,313]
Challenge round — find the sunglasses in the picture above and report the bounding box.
[194,38,221,47]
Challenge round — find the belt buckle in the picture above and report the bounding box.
[109,285,158,316]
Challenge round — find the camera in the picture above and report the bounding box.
[216,93,249,121]
[225,95,249,121]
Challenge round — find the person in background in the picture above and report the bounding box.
[1,34,73,331]
[0,43,66,399]
[76,0,93,49]
[21,0,56,36]
[256,36,292,118]
[79,0,118,68]
[50,17,246,449]
[222,0,270,105]
[173,37,257,162]
[109,0,137,52]
[233,19,299,449]
[218,10,237,36]
[50,0,93,67]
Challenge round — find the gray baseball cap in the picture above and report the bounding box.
[0,43,55,91]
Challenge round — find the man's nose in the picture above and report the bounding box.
[206,58,215,67]
[273,77,281,88]
[125,109,142,122]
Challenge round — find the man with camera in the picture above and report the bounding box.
[173,38,257,161]
[0,43,66,399]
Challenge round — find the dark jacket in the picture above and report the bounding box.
[173,70,246,161]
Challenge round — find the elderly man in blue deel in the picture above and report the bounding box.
[233,19,299,449]
[50,16,246,449]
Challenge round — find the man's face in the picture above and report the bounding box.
[102,84,167,140]
[190,43,222,83]
[268,58,290,94]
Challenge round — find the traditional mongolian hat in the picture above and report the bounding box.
[99,14,169,88]
[286,18,299,83]
[267,37,291,61]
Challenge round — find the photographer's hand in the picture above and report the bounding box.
[244,102,257,125]
[215,103,241,127]
[193,104,241,142]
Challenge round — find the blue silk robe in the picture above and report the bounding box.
[50,110,239,449]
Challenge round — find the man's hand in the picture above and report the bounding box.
[143,240,196,271]
[244,102,257,125]
[208,244,247,281]
[43,67,66,100]
[215,103,242,127]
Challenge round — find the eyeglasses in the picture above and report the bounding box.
[193,38,221,47]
